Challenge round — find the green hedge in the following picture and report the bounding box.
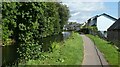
[2,2,70,61]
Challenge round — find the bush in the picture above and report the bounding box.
[2,2,70,62]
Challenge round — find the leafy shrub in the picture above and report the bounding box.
[2,2,70,62]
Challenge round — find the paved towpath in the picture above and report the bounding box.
[81,34,109,67]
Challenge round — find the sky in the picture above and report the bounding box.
[62,0,119,23]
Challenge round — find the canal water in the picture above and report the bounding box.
[1,32,71,66]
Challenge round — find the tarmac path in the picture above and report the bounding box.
[81,34,109,67]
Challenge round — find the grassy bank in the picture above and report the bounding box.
[0,24,1,46]
[20,32,83,65]
[87,35,119,65]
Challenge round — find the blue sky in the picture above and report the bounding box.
[99,2,118,18]
[62,0,119,23]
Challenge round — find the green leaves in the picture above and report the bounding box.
[19,23,26,31]
[2,2,70,62]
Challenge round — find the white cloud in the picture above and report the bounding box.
[62,1,106,23]
[71,12,81,16]
[68,20,78,22]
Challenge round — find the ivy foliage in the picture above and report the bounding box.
[2,2,70,61]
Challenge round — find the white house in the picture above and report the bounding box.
[97,13,117,31]
[86,13,117,38]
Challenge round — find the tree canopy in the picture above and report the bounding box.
[2,2,70,61]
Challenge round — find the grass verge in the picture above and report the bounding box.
[87,35,119,66]
[21,32,83,65]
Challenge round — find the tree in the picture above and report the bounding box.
[56,3,70,31]
[2,2,70,62]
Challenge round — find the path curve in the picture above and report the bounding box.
[81,34,109,66]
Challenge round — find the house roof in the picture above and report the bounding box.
[98,13,117,21]
[85,13,117,27]
[91,15,99,19]
[108,18,120,30]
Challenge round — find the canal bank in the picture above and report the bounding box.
[21,32,83,65]
[2,31,72,66]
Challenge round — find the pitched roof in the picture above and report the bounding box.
[108,18,120,31]
[98,13,117,21]
[85,13,117,27]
